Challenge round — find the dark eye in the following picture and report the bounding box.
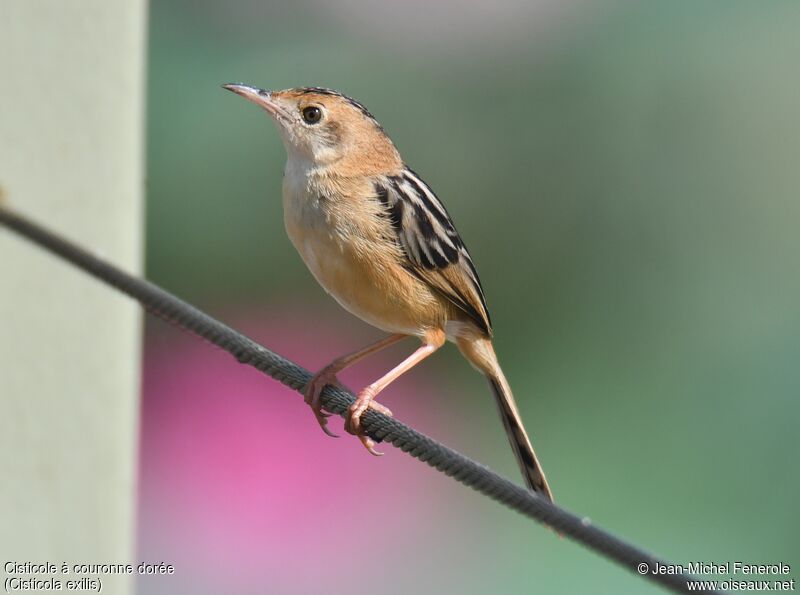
[301,106,322,124]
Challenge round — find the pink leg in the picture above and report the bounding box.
[305,334,407,437]
[345,335,444,456]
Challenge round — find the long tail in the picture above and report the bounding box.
[457,336,554,501]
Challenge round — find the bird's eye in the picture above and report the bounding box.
[301,106,322,124]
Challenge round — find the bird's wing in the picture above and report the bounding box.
[375,167,492,336]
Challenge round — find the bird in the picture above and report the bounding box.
[222,83,553,501]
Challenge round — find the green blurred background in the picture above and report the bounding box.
[143,0,800,592]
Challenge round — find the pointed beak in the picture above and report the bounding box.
[222,83,283,119]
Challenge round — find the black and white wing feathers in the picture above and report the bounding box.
[375,167,492,336]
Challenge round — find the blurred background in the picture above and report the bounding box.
[140,0,800,593]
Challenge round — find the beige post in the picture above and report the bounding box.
[0,2,146,594]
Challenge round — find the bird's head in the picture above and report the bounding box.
[223,84,400,172]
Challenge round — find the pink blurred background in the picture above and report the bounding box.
[137,305,528,594]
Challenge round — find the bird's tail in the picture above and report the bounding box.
[457,336,554,501]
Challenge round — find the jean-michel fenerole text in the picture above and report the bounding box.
[651,561,791,576]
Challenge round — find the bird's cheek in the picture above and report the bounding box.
[310,142,341,166]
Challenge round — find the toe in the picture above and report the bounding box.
[344,407,360,436]
[368,401,393,417]
[303,381,320,406]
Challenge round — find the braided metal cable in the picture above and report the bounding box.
[0,206,719,594]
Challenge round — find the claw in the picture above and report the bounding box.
[304,367,341,438]
[316,413,339,438]
[358,433,384,457]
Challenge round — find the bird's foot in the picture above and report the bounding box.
[344,385,393,456]
[304,366,342,438]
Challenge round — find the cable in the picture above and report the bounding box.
[0,206,719,594]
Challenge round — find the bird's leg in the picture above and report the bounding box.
[305,333,407,437]
[346,336,444,456]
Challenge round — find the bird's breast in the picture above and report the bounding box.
[280,171,447,336]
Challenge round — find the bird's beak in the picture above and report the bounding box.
[222,83,283,119]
